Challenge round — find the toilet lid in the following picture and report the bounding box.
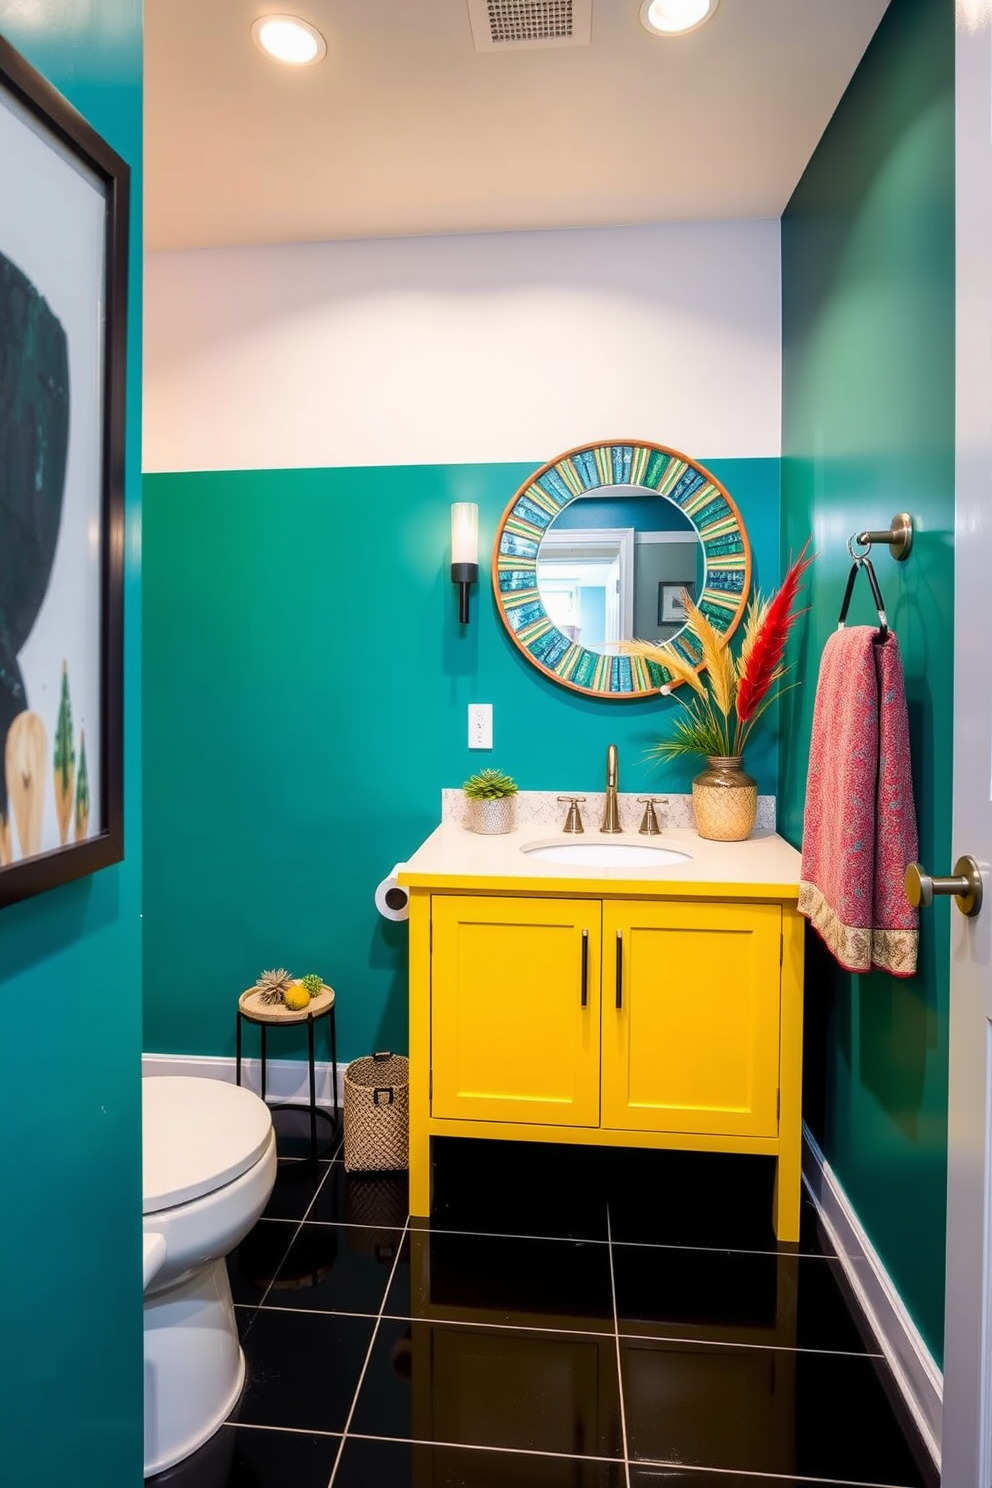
[142,1076,273,1215]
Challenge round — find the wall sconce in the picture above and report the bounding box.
[450,503,479,624]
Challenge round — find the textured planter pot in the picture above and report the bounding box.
[469,796,515,835]
[691,755,757,842]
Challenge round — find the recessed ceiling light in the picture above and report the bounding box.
[251,14,327,66]
[639,0,719,37]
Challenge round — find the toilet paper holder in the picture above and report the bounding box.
[375,863,410,922]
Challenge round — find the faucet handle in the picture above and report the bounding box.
[637,797,668,835]
[557,796,587,834]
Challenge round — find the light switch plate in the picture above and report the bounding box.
[468,703,493,750]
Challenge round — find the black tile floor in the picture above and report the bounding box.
[150,1128,937,1488]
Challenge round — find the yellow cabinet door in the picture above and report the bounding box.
[430,895,602,1126]
[600,899,782,1137]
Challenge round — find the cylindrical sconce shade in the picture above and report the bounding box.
[450,503,479,624]
[451,503,479,565]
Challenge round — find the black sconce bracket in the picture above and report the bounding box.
[451,561,478,624]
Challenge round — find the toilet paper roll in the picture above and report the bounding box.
[375,863,410,922]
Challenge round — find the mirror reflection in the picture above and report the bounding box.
[536,487,703,653]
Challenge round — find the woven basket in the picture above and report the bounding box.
[344,1051,409,1173]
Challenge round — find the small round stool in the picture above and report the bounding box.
[236,984,339,1163]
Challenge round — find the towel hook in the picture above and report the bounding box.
[837,555,888,641]
[847,512,913,563]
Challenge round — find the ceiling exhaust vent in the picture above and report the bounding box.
[466,0,592,52]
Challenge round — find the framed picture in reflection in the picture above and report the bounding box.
[658,581,695,627]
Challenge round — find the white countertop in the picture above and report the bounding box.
[398,822,802,899]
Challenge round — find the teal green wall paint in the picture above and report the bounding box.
[780,0,954,1360]
[142,456,779,1063]
[0,7,144,1484]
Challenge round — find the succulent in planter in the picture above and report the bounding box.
[462,768,519,800]
[463,768,518,835]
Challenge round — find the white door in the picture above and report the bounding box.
[604,552,622,643]
[940,10,992,1485]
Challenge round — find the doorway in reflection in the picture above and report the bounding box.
[536,488,702,651]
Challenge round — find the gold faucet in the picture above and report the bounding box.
[601,743,622,833]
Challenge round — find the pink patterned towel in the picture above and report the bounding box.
[799,626,918,976]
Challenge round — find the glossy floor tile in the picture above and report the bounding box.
[628,1475,906,1488]
[227,1218,297,1305]
[190,1135,934,1488]
[308,1160,409,1230]
[349,1316,624,1459]
[334,1436,626,1486]
[387,1228,615,1329]
[233,1219,401,1314]
[612,1242,871,1354]
[258,1153,335,1222]
[149,1424,341,1487]
[621,1340,926,1485]
[265,1102,342,1163]
[233,1308,375,1432]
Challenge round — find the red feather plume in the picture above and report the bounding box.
[735,544,814,724]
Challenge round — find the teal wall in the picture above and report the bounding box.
[142,457,779,1062]
[0,7,143,1485]
[780,0,954,1360]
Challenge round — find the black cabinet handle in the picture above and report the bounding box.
[615,931,623,1009]
[581,929,588,1008]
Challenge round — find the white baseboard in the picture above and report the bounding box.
[142,1051,345,1110]
[802,1122,942,1468]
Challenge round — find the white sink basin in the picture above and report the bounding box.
[521,840,692,868]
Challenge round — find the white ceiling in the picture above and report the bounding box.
[144,0,892,254]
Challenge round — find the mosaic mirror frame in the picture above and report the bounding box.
[492,440,751,699]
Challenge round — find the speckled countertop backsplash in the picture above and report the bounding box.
[442,789,776,834]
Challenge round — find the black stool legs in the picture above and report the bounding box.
[235,1003,339,1164]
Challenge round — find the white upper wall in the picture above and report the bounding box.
[143,220,781,473]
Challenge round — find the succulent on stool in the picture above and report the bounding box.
[251,968,293,1005]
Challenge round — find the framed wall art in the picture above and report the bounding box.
[0,33,129,907]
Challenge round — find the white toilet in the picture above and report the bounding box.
[142,1075,277,1478]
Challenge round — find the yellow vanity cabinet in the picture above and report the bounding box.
[600,898,784,1139]
[402,829,805,1241]
[429,895,603,1127]
[428,894,782,1139]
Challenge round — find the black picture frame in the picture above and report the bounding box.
[658,580,695,627]
[0,33,128,908]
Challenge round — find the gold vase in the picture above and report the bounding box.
[691,755,757,842]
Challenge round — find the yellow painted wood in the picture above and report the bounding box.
[424,1114,780,1155]
[400,870,799,902]
[773,905,806,1242]
[407,888,433,1217]
[409,879,805,1237]
[600,899,783,1138]
[430,895,602,1127]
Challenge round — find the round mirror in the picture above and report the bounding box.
[492,440,751,698]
